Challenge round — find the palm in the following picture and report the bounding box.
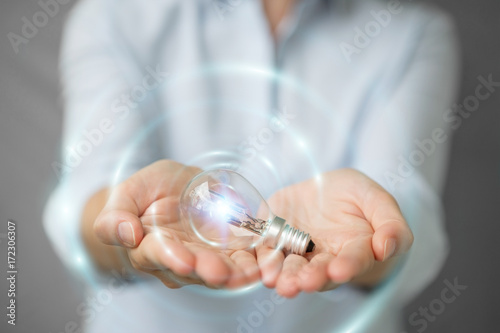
[268,174,375,260]
[255,169,412,297]
[140,196,253,256]
[101,162,411,296]
[121,163,260,289]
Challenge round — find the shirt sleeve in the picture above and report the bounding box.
[43,0,162,275]
[349,5,461,304]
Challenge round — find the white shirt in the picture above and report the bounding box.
[44,0,460,332]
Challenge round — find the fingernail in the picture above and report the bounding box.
[118,222,136,247]
[383,239,396,261]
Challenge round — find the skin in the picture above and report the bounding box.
[79,0,414,296]
[261,0,297,39]
[83,160,413,296]
[85,161,262,289]
[257,169,412,297]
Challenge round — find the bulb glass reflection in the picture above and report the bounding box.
[180,169,315,255]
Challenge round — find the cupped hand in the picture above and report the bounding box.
[93,160,260,289]
[256,169,414,297]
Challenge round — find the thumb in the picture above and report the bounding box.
[372,220,414,262]
[360,184,414,262]
[94,185,145,248]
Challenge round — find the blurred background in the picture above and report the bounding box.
[0,0,498,332]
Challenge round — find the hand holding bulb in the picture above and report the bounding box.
[256,169,414,297]
[94,160,262,289]
[94,160,413,296]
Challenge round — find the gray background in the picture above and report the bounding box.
[0,0,498,332]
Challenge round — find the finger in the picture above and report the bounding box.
[94,160,198,247]
[186,244,231,286]
[298,253,334,292]
[128,231,195,276]
[149,269,185,289]
[226,267,249,289]
[214,252,247,289]
[361,186,414,261]
[256,246,285,288]
[142,197,180,223]
[230,250,260,286]
[327,237,374,283]
[94,209,144,248]
[153,269,215,289]
[94,175,155,247]
[372,220,414,262]
[133,160,201,204]
[276,255,308,298]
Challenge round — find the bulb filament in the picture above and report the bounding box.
[208,189,269,235]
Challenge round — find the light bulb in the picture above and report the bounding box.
[180,169,315,256]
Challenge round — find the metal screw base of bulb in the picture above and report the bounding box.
[263,217,315,256]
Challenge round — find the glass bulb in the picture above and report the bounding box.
[180,169,315,256]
